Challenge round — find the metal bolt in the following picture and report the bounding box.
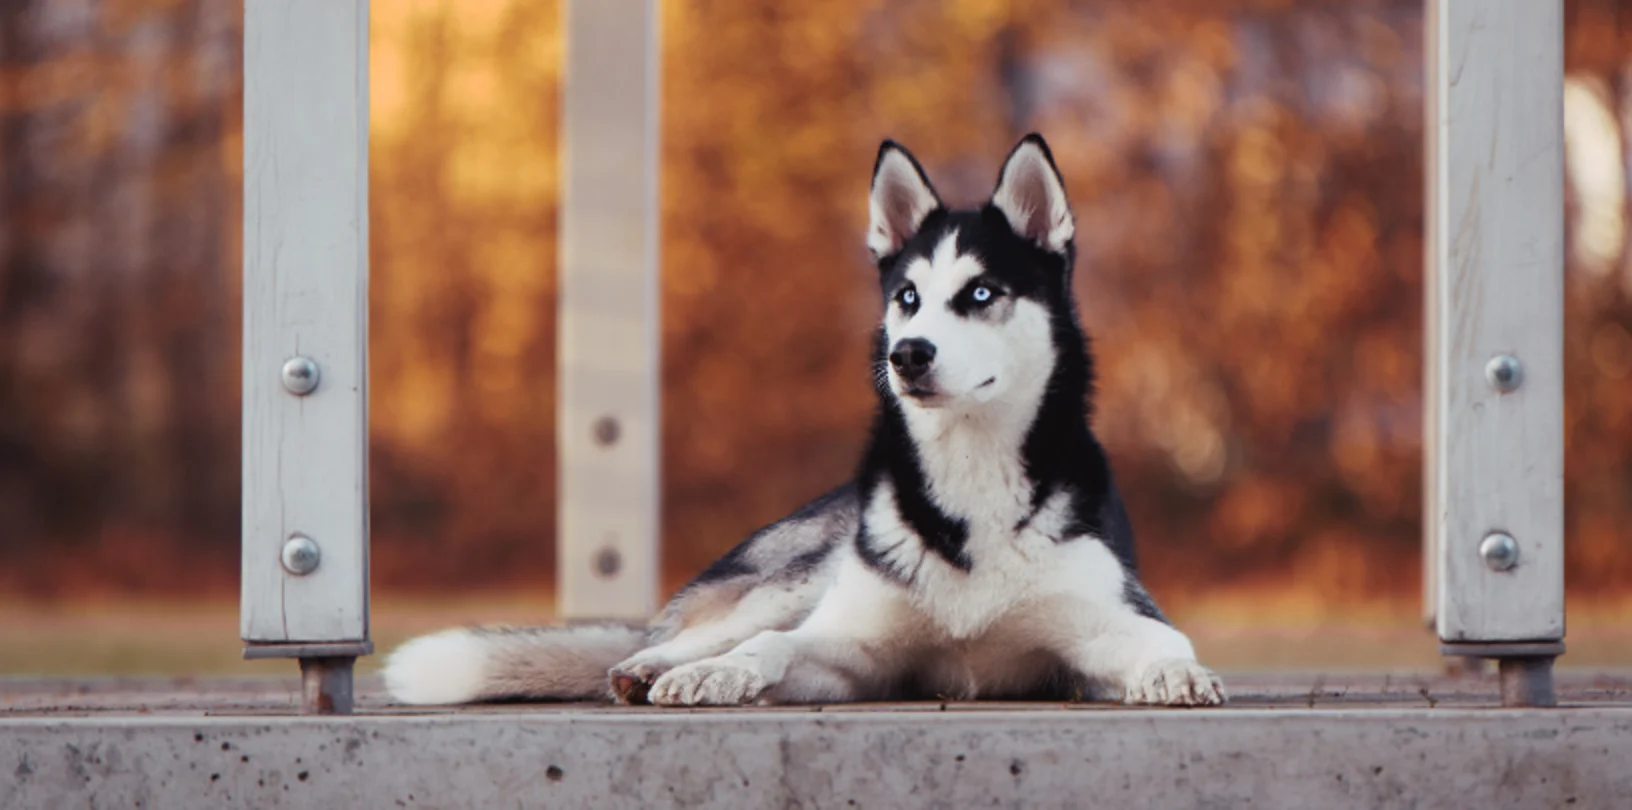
[594,545,622,578]
[282,534,321,576]
[1485,354,1523,394]
[281,356,321,396]
[1480,532,1519,572]
[593,416,621,447]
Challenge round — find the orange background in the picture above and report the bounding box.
[1,0,1628,631]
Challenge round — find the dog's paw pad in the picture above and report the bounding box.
[649,659,767,707]
[609,671,650,704]
[1125,659,1226,707]
[609,658,671,705]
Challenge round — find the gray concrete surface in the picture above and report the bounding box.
[5,708,1632,809]
[5,672,1632,808]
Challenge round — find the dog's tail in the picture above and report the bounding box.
[380,623,648,705]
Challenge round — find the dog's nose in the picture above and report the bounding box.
[889,338,937,382]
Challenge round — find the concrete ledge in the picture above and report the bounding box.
[6,709,1632,808]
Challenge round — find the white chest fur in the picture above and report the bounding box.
[865,469,1126,643]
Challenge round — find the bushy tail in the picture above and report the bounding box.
[380,624,648,705]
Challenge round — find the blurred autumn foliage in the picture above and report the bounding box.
[1,0,1629,612]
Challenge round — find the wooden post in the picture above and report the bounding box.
[240,0,372,713]
[556,0,663,622]
[1424,0,1566,704]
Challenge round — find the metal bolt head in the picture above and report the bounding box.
[594,545,622,578]
[593,416,621,447]
[282,534,321,576]
[281,356,321,396]
[1485,355,1523,394]
[1480,532,1519,572]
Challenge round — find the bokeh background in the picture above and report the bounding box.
[1,0,1628,675]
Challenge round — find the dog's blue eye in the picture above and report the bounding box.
[901,288,917,306]
[972,286,992,303]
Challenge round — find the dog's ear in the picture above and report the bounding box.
[868,140,943,259]
[990,133,1074,254]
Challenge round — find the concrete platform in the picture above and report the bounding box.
[5,672,1632,808]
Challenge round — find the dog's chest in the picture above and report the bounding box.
[907,536,1129,698]
[878,410,1103,639]
[910,484,1120,641]
[915,443,1081,639]
[911,518,1062,639]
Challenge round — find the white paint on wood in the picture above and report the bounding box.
[1425,0,1565,642]
[241,0,371,643]
[557,0,661,620]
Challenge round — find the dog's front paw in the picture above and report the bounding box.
[648,658,768,707]
[1125,659,1225,707]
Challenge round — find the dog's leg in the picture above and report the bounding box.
[648,559,920,707]
[647,628,895,706]
[609,582,815,704]
[608,624,751,705]
[1057,601,1225,707]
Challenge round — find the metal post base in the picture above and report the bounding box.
[1498,657,1557,708]
[299,656,357,715]
[1439,642,1563,708]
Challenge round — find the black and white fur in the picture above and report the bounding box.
[382,134,1225,708]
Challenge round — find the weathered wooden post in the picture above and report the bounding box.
[240,0,372,714]
[556,0,662,622]
[1424,0,1566,706]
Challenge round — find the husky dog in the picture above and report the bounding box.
[382,133,1225,708]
